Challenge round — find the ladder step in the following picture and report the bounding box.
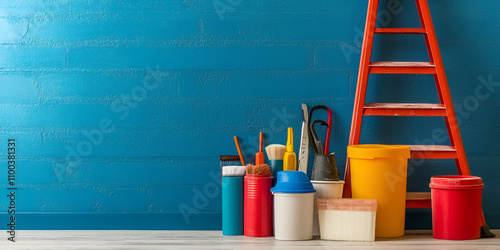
[364,103,446,116]
[369,62,436,74]
[375,28,426,34]
[406,192,431,208]
[410,145,457,159]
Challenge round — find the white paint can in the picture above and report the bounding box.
[272,192,315,241]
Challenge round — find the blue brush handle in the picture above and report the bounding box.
[222,176,244,235]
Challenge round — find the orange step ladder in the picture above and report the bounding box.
[342,0,494,237]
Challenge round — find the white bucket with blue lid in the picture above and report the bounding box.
[271,171,316,241]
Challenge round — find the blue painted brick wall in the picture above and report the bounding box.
[0,0,499,229]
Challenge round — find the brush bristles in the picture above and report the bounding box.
[246,164,255,175]
[245,164,271,176]
[222,166,246,177]
[265,144,286,160]
[318,210,376,241]
[253,164,272,176]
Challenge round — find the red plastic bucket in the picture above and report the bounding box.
[429,175,484,240]
[244,175,273,237]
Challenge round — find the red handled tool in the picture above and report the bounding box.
[308,105,333,155]
[255,132,265,165]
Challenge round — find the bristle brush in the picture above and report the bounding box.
[254,164,272,177]
[246,164,255,175]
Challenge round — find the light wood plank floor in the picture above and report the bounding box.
[0,230,498,250]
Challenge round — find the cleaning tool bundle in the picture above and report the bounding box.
[308,105,339,181]
[222,165,246,235]
[317,198,377,242]
[244,164,273,237]
[309,119,341,235]
[271,171,316,240]
[265,144,285,185]
[307,106,342,236]
[255,132,265,165]
[283,127,296,171]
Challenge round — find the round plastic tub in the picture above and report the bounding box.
[430,175,484,240]
[347,144,411,237]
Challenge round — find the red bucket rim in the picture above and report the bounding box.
[429,175,483,189]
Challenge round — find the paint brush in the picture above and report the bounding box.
[234,136,245,166]
[255,132,265,165]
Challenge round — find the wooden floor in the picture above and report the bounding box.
[0,230,498,249]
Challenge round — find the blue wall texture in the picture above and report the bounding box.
[0,0,499,230]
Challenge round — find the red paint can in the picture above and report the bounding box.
[244,175,273,237]
[430,175,484,240]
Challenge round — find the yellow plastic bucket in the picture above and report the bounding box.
[347,144,411,237]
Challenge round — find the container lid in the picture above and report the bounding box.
[271,171,316,193]
[347,144,411,159]
[429,175,484,190]
[316,198,377,212]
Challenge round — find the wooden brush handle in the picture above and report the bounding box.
[234,136,245,166]
[259,132,263,153]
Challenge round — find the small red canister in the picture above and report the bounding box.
[244,175,273,237]
[430,175,484,240]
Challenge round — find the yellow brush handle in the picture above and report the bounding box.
[283,127,296,171]
[286,127,294,152]
[283,153,296,171]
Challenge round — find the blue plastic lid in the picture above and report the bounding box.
[271,171,316,193]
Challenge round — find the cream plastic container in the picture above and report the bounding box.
[311,180,344,237]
